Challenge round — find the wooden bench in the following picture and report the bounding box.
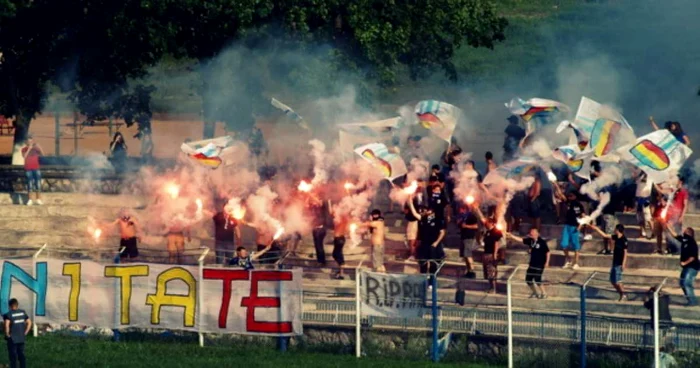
[0,116,14,136]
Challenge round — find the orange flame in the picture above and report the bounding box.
[403,180,418,195]
[93,228,102,241]
[165,182,180,199]
[298,180,313,193]
[344,182,354,191]
[273,227,285,240]
[231,206,246,220]
[465,195,475,205]
[195,198,203,212]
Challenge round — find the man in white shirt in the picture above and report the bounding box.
[635,171,653,239]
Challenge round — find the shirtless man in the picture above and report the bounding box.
[111,209,140,261]
[166,222,190,264]
[363,209,386,272]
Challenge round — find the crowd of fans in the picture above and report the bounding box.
[17,116,699,308]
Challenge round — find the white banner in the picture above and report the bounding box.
[359,271,426,318]
[0,258,303,336]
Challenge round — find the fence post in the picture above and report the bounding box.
[112,247,125,342]
[653,277,668,368]
[506,266,519,368]
[31,244,47,337]
[197,248,209,348]
[355,256,366,358]
[581,272,597,368]
[431,270,439,362]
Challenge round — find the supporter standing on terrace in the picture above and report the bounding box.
[635,171,654,239]
[665,177,689,247]
[111,209,141,261]
[365,209,386,273]
[329,203,349,279]
[654,195,674,254]
[307,194,328,267]
[477,214,503,294]
[484,151,497,175]
[405,179,425,261]
[528,174,542,231]
[507,226,550,299]
[503,115,526,162]
[408,198,446,283]
[597,186,618,256]
[589,224,628,302]
[428,183,450,225]
[665,226,699,306]
[555,188,585,270]
[458,204,479,279]
[21,135,43,206]
[212,206,242,264]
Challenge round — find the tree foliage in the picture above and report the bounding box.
[0,0,507,142]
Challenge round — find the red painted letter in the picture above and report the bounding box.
[202,269,249,328]
[241,271,293,333]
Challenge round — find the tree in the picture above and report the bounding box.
[0,0,182,145]
[168,0,507,137]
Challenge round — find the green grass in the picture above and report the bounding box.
[0,333,500,368]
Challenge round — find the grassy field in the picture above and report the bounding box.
[0,334,501,368]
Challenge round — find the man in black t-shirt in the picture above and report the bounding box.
[666,226,699,306]
[3,298,31,368]
[474,207,503,294]
[507,226,550,299]
[212,210,242,264]
[589,223,628,301]
[428,184,450,223]
[408,198,446,280]
[555,191,586,269]
[458,204,479,279]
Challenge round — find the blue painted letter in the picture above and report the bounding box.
[0,262,47,316]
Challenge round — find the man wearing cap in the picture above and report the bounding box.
[3,298,31,368]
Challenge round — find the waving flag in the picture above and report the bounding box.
[338,117,402,157]
[180,136,235,169]
[506,97,569,133]
[586,118,625,157]
[415,100,462,142]
[271,98,309,130]
[618,130,693,183]
[354,143,407,181]
[552,145,594,179]
[484,157,539,184]
[572,97,632,140]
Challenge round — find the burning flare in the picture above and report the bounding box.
[93,228,102,242]
[547,171,558,183]
[273,227,285,240]
[349,223,358,233]
[195,198,203,212]
[231,206,246,220]
[465,195,475,205]
[403,180,418,195]
[344,182,354,191]
[298,180,313,193]
[165,182,180,199]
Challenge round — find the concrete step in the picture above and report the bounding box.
[0,193,146,208]
[616,211,700,228]
[505,250,681,271]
